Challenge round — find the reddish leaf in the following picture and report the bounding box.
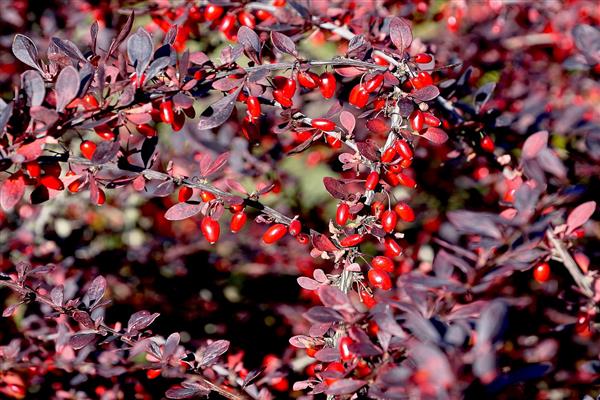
[164,203,203,221]
[197,87,242,130]
[421,127,448,144]
[522,131,548,159]
[270,31,297,56]
[55,66,80,112]
[389,17,412,52]
[1,174,25,210]
[566,201,596,235]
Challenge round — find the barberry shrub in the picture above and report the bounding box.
[0,1,599,399]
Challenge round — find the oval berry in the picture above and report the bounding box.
[83,94,99,109]
[394,202,415,222]
[414,53,433,63]
[381,146,397,163]
[340,234,364,247]
[365,171,379,191]
[372,256,394,272]
[384,237,402,256]
[349,84,369,109]
[178,186,193,202]
[336,203,350,225]
[395,139,413,160]
[201,217,220,244]
[480,135,495,152]
[371,201,385,219]
[533,262,550,283]
[238,11,256,28]
[246,96,261,118]
[359,287,377,308]
[40,175,64,191]
[230,211,247,233]
[200,191,216,202]
[417,71,433,86]
[137,124,156,137]
[297,71,320,89]
[409,110,424,132]
[381,210,397,233]
[423,112,441,127]
[319,72,336,99]
[364,74,384,93]
[311,118,336,131]
[368,269,392,290]
[204,4,224,21]
[338,337,355,361]
[288,219,302,236]
[160,100,174,124]
[263,223,287,244]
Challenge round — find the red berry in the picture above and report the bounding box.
[368,269,392,290]
[325,134,342,149]
[372,256,394,272]
[417,71,433,86]
[414,53,433,63]
[359,287,377,308]
[270,376,289,392]
[340,234,364,247]
[137,124,156,137]
[423,112,441,127]
[200,191,216,202]
[318,72,336,99]
[238,11,256,28]
[381,147,397,163]
[336,203,350,225]
[94,125,115,141]
[146,369,161,379]
[246,96,261,118]
[296,233,310,245]
[396,173,417,189]
[311,118,336,131]
[160,100,174,124]
[323,362,345,385]
[384,171,400,186]
[80,140,96,160]
[371,201,385,219]
[480,135,495,152]
[533,262,550,283]
[349,84,369,108]
[172,110,186,132]
[381,210,397,233]
[288,219,302,236]
[263,223,287,244]
[96,188,106,205]
[409,110,424,131]
[40,175,64,191]
[297,71,320,89]
[384,237,402,256]
[394,202,415,222]
[204,4,224,21]
[230,211,247,233]
[201,217,220,244]
[273,76,296,98]
[365,171,379,191]
[178,186,193,202]
[395,139,413,160]
[575,312,591,334]
[338,337,355,361]
[83,94,99,109]
[373,54,389,66]
[273,89,292,108]
[364,74,384,93]
[219,14,236,34]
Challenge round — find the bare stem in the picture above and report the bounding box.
[546,229,593,298]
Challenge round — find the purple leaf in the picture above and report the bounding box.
[304,306,343,323]
[522,131,548,159]
[421,127,448,144]
[91,140,120,164]
[127,311,160,333]
[297,276,321,290]
[198,86,242,130]
[476,300,507,344]
[164,203,203,221]
[203,152,230,176]
[317,286,349,308]
[339,110,356,134]
[271,31,297,56]
[566,201,596,235]
[447,211,502,239]
[2,303,20,317]
[314,347,341,362]
[389,17,412,52]
[163,332,180,361]
[238,26,260,54]
[322,177,350,200]
[21,70,45,106]
[166,382,210,399]
[86,276,106,305]
[199,340,230,367]
[325,379,366,395]
[12,34,42,72]
[70,333,97,350]
[55,66,80,112]
[50,285,64,307]
[411,85,439,102]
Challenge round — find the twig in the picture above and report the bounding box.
[546,229,593,298]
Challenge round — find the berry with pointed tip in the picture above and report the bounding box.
[365,171,379,191]
[288,219,302,236]
[340,234,364,247]
[83,94,99,109]
[381,210,397,233]
[336,203,350,225]
[201,217,220,244]
[230,211,248,233]
[263,223,287,244]
[480,135,495,152]
[372,256,394,272]
[318,72,336,98]
[368,269,392,290]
